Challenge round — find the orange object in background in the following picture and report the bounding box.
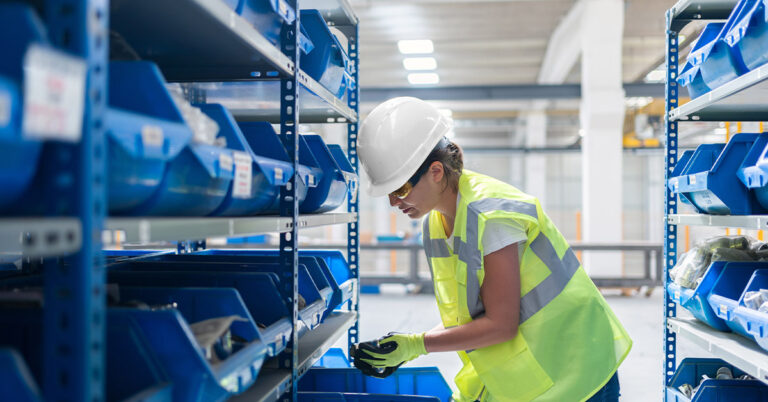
[685,226,690,252]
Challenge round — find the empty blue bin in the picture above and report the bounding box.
[241,0,296,46]
[666,358,768,402]
[673,134,766,215]
[299,393,441,402]
[327,144,358,201]
[726,0,768,71]
[678,23,725,98]
[0,348,40,402]
[697,1,752,90]
[302,135,349,213]
[678,59,713,99]
[198,104,291,216]
[314,348,351,368]
[300,9,351,98]
[737,133,768,209]
[707,263,768,337]
[107,270,294,355]
[298,367,453,402]
[733,271,768,351]
[668,261,733,331]
[106,61,193,214]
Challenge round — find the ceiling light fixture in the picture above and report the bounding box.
[398,40,434,54]
[408,73,439,85]
[403,57,437,71]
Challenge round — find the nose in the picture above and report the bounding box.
[389,194,401,207]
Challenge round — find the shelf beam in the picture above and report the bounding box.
[0,218,82,257]
[668,214,768,230]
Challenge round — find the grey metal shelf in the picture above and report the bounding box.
[668,0,738,30]
[0,218,82,257]
[668,317,768,384]
[104,213,358,244]
[302,0,358,26]
[196,78,358,123]
[670,63,768,122]
[231,311,357,402]
[668,214,768,229]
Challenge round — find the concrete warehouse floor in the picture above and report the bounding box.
[334,289,707,401]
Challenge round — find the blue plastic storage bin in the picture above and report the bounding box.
[327,144,358,200]
[725,0,768,71]
[733,271,768,351]
[678,59,713,99]
[107,270,294,355]
[314,348,352,368]
[666,358,768,402]
[298,367,452,402]
[0,5,46,210]
[106,62,193,214]
[668,261,733,331]
[238,121,319,214]
[672,134,766,215]
[0,348,40,402]
[198,104,291,216]
[241,0,296,46]
[300,9,351,98]
[737,134,768,210]
[302,135,349,213]
[697,1,751,90]
[299,393,441,402]
[668,149,696,206]
[110,257,328,330]
[707,262,768,337]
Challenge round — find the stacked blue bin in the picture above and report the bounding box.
[300,9,355,98]
[668,261,737,332]
[733,271,768,351]
[0,348,40,402]
[299,367,453,402]
[302,135,352,213]
[738,134,768,210]
[707,263,768,337]
[666,358,768,401]
[199,104,292,216]
[669,134,766,215]
[0,5,50,212]
[106,61,192,214]
[725,0,768,71]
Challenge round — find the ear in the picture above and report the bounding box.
[428,161,444,184]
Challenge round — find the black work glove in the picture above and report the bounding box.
[349,335,404,378]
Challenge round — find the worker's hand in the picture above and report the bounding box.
[358,332,427,368]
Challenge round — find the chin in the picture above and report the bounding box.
[408,209,425,219]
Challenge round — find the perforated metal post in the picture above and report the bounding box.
[42,0,108,399]
[346,25,360,349]
[279,2,300,400]
[663,10,679,396]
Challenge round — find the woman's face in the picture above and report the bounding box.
[388,162,446,219]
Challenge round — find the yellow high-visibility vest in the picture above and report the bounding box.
[422,170,632,401]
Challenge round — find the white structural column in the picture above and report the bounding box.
[524,102,548,207]
[580,0,625,276]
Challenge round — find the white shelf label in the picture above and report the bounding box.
[141,125,164,147]
[0,91,11,127]
[233,151,253,199]
[690,175,697,185]
[275,167,283,182]
[22,45,86,142]
[219,153,233,172]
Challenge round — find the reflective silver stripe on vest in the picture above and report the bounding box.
[519,233,580,322]
[422,218,436,283]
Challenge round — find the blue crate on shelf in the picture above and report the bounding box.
[733,271,768,352]
[106,61,193,214]
[298,367,452,402]
[238,121,318,214]
[198,103,291,216]
[240,0,295,47]
[0,5,47,211]
[671,134,766,215]
[668,261,733,331]
[737,133,768,210]
[197,249,355,311]
[695,1,751,91]
[107,270,299,349]
[707,263,768,337]
[299,393,441,402]
[110,254,330,330]
[0,348,40,402]
[666,358,768,402]
[300,9,352,98]
[314,348,351,368]
[302,135,349,213]
[668,149,696,206]
[328,144,358,200]
[677,23,725,98]
[725,0,768,71]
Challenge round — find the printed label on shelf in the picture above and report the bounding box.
[233,151,253,199]
[22,44,86,142]
[220,153,234,172]
[690,175,697,185]
[674,290,680,301]
[141,125,164,147]
[275,167,283,182]
[0,92,10,127]
[719,304,727,316]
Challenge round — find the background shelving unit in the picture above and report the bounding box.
[664,0,768,397]
[0,0,360,400]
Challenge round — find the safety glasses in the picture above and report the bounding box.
[389,163,431,199]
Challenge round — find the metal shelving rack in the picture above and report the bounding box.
[0,0,360,400]
[664,0,768,396]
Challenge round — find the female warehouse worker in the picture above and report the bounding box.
[354,97,632,402]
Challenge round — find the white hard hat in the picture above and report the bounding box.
[358,97,452,197]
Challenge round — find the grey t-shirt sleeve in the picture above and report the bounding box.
[481,218,528,256]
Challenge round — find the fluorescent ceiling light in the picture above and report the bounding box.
[398,40,434,54]
[403,57,437,71]
[408,73,439,85]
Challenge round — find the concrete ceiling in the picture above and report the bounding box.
[352,0,692,88]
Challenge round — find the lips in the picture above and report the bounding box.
[401,207,413,214]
